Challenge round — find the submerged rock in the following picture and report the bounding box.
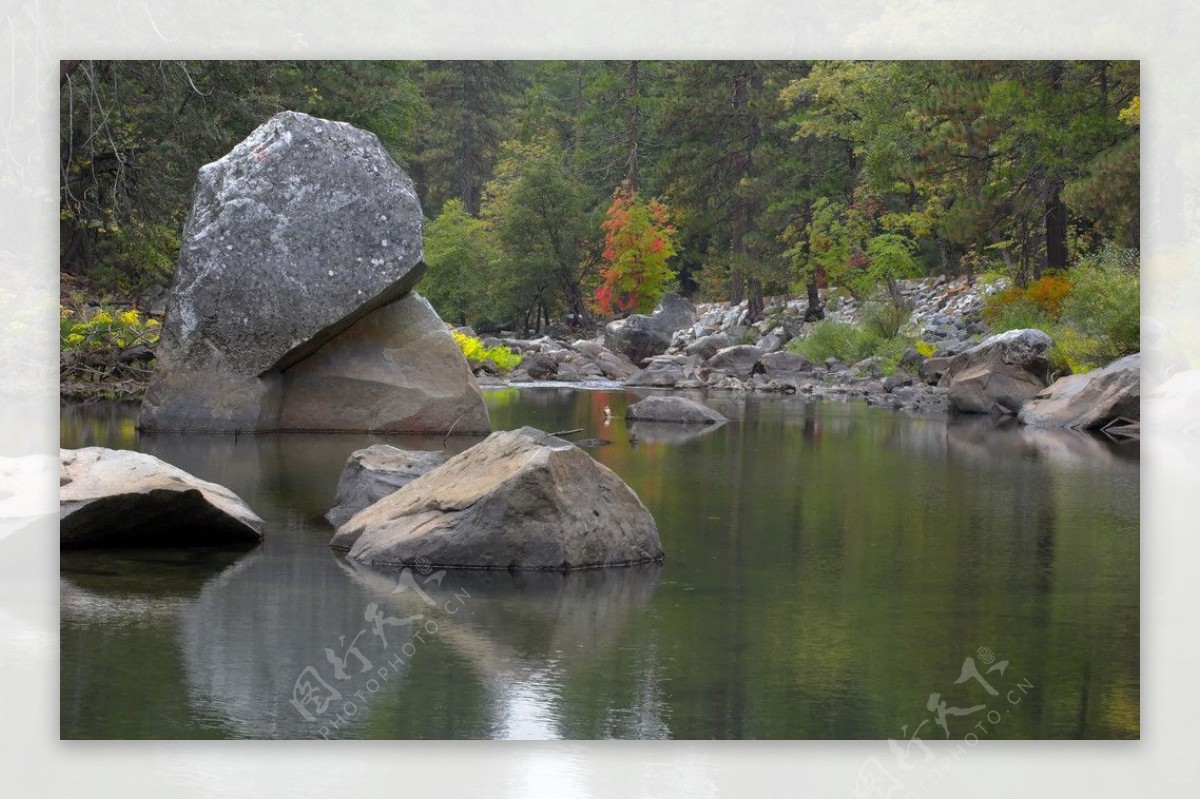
[324,444,449,528]
[938,329,1053,415]
[625,395,728,426]
[1019,353,1140,430]
[140,111,487,434]
[60,448,264,549]
[333,427,662,570]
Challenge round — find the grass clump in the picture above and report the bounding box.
[785,320,882,365]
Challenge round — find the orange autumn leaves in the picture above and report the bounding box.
[593,186,678,315]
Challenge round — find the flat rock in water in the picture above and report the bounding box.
[1019,353,1140,430]
[332,427,663,570]
[60,447,264,549]
[324,444,449,528]
[625,395,728,426]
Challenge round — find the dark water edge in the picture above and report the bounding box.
[59,391,1139,740]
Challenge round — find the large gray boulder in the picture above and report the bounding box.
[1019,353,1140,430]
[938,329,1053,415]
[333,427,662,570]
[324,445,449,528]
[60,448,264,549]
[625,395,727,426]
[140,111,487,434]
[604,293,696,364]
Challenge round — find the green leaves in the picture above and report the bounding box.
[422,199,500,325]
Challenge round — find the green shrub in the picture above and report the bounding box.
[873,336,914,376]
[860,298,912,340]
[982,296,1057,334]
[1059,247,1139,364]
[89,223,181,295]
[786,320,881,364]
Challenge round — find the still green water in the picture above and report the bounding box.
[59,390,1139,739]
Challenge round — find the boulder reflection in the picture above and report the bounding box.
[341,561,663,739]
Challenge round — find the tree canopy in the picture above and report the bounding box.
[61,60,1138,331]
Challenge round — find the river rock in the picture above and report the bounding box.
[938,329,1053,415]
[604,293,696,364]
[707,345,765,379]
[625,395,728,426]
[60,447,264,549]
[278,293,489,433]
[883,373,914,392]
[333,427,663,570]
[685,332,732,360]
[324,445,449,528]
[626,361,685,388]
[140,110,487,434]
[1018,353,1140,430]
[522,352,559,380]
[758,351,815,378]
[755,333,786,353]
[919,356,953,385]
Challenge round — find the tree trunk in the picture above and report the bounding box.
[804,277,824,321]
[729,65,762,315]
[459,63,480,215]
[1044,180,1068,275]
[625,60,640,192]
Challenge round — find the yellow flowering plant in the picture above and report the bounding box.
[450,330,521,372]
[60,304,162,353]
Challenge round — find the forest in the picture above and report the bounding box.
[59,60,1139,338]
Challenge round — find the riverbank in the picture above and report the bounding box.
[60,275,1140,436]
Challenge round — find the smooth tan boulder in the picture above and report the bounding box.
[279,293,489,434]
[1019,353,1140,430]
[333,427,663,571]
[60,447,264,549]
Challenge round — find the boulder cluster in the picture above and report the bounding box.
[140,111,488,435]
[469,278,1139,432]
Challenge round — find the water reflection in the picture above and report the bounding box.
[60,396,1138,739]
[627,420,725,445]
[341,562,663,739]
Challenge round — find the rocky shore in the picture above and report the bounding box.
[463,276,1138,433]
[64,272,1138,436]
